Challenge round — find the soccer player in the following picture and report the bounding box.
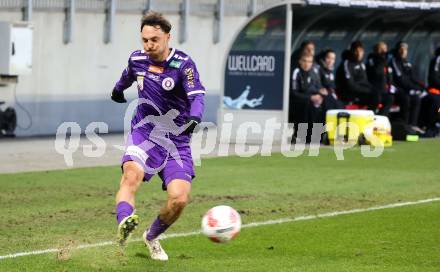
[423,47,440,136]
[111,12,205,261]
[290,52,324,143]
[336,41,378,111]
[317,48,344,110]
[291,41,316,67]
[390,42,425,133]
[366,41,393,116]
[291,40,319,72]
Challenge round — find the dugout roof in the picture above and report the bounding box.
[219,0,440,142]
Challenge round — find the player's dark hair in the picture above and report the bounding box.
[350,40,363,52]
[300,40,315,49]
[392,41,408,57]
[319,48,335,60]
[373,41,387,54]
[394,41,408,50]
[141,12,172,33]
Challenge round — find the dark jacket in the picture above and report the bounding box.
[366,53,392,94]
[390,56,424,92]
[336,56,372,101]
[318,62,336,91]
[291,66,322,103]
[428,54,440,90]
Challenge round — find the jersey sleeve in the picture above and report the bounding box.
[181,59,206,120]
[114,56,136,93]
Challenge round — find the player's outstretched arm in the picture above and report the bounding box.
[111,57,136,103]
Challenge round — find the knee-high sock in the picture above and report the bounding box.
[147,216,170,241]
[116,201,134,224]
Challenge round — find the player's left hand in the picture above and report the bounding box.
[183,116,201,135]
[111,88,127,103]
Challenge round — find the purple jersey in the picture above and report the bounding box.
[114,48,205,143]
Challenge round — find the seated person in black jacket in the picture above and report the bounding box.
[428,47,440,91]
[422,47,440,135]
[366,41,394,116]
[336,41,378,111]
[290,41,320,86]
[289,52,324,142]
[390,41,425,133]
[317,48,344,110]
[291,40,316,70]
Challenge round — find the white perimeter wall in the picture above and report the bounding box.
[0,11,248,136]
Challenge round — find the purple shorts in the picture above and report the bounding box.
[121,129,195,190]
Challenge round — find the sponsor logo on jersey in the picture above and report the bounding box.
[169,60,183,69]
[148,65,164,74]
[162,77,175,91]
[137,76,144,91]
[184,67,195,88]
[147,73,160,81]
[174,54,189,61]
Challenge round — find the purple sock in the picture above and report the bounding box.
[116,201,134,224]
[147,216,170,241]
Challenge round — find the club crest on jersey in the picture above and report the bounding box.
[148,65,164,74]
[137,76,144,91]
[162,77,175,91]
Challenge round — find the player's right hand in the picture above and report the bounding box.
[111,88,127,103]
[183,116,201,135]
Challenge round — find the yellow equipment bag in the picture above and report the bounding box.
[326,110,393,147]
[326,109,374,145]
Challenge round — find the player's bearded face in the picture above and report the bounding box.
[141,25,170,62]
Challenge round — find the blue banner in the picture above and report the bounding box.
[224,50,285,110]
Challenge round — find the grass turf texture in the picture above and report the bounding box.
[0,139,439,271]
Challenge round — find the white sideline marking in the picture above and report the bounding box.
[1,197,439,261]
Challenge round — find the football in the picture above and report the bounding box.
[201,205,241,243]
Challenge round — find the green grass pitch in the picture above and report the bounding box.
[0,139,439,271]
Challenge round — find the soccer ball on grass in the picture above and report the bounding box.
[201,205,241,243]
